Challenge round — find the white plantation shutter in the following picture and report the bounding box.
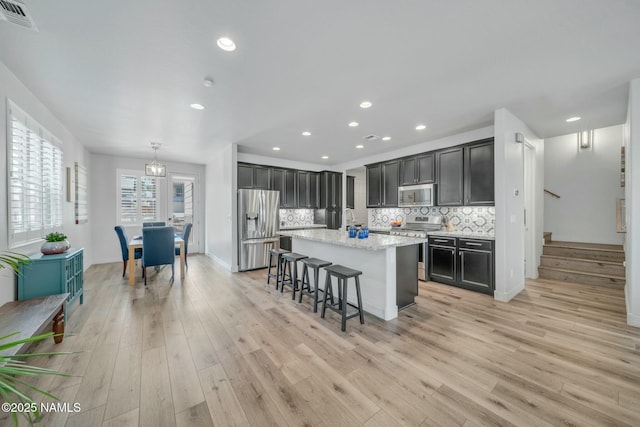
[119,174,138,223]
[140,177,158,221]
[7,101,64,248]
[117,170,158,224]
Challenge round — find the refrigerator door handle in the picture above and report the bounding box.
[241,238,279,245]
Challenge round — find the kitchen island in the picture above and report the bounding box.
[279,229,427,320]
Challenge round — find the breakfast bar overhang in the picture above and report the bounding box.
[279,229,427,320]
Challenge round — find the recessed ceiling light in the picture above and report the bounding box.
[348,121,359,127]
[360,101,372,109]
[321,156,329,159]
[356,145,364,149]
[302,131,311,136]
[216,37,236,51]
[566,116,581,122]
[272,147,280,151]
[190,103,205,110]
[415,124,426,130]
[382,136,391,141]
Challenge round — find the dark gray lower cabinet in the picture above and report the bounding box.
[396,245,419,309]
[429,237,494,295]
[280,235,292,251]
[428,237,457,283]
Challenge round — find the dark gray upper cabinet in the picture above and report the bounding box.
[238,163,270,189]
[436,147,464,206]
[366,164,382,207]
[382,160,399,207]
[297,171,319,209]
[309,172,319,208]
[271,168,297,208]
[319,171,342,209]
[366,161,399,208]
[254,166,270,189]
[417,153,435,183]
[237,164,255,189]
[346,175,355,209]
[464,139,494,205]
[400,153,434,185]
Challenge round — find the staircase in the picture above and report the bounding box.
[538,233,626,288]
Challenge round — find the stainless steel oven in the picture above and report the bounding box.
[390,215,442,281]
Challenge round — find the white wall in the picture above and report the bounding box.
[544,125,625,245]
[205,144,237,270]
[626,79,640,327]
[494,108,543,302]
[0,61,91,305]
[90,153,206,264]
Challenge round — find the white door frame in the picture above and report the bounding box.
[523,141,538,278]
[167,172,200,253]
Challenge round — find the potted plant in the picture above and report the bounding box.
[41,233,70,255]
[0,253,71,426]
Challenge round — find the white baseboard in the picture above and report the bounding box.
[206,252,232,271]
[91,257,122,265]
[628,312,640,328]
[494,284,524,302]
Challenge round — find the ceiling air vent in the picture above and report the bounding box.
[0,0,38,31]
[362,134,380,141]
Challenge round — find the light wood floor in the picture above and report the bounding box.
[3,255,640,426]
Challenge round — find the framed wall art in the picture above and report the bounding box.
[75,162,88,224]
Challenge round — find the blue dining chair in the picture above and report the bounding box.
[142,226,175,285]
[143,221,166,227]
[114,226,143,277]
[175,223,193,269]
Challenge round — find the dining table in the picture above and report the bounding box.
[128,236,185,285]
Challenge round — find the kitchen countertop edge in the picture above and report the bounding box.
[280,229,427,250]
[427,231,495,240]
[280,224,328,231]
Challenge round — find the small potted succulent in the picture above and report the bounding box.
[41,232,70,255]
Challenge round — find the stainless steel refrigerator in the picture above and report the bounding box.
[238,189,280,271]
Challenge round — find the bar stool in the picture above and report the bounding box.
[280,253,308,299]
[267,248,290,290]
[321,265,364,332]
[298,258,333,312]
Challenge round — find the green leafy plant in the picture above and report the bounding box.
[43,233,67,243]
[0,332,71,426]
[0,253,30,273]
[0,253,70,426]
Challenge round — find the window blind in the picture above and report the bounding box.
[117,170,158,224]
[7,101,64,248]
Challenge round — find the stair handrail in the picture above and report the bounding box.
[544,189,560,199]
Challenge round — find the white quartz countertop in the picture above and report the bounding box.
[279,228,427,250]
[280,224,327,231]
[427,230,495,240]
[368,227,393,233]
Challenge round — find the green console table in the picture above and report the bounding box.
[18,248,84,309]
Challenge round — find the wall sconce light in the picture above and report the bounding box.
[145,142,166,177]
[578,130,593,150]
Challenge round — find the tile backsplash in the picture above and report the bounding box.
[368,206,495,234]
[280,209,314,227]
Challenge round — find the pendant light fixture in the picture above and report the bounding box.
[145,142,166,177]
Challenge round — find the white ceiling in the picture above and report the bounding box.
[1,0,639,166]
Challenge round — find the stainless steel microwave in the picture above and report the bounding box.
[398,183,435,207]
